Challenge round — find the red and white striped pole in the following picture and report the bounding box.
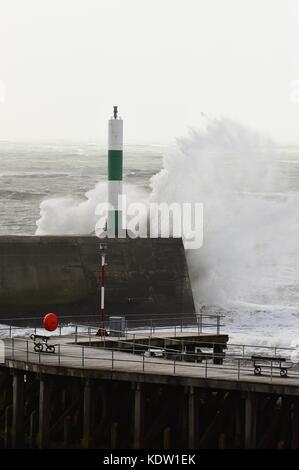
[100,244,106,324]
[96,243,107,336]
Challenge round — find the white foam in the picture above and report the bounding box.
[35,182,147,235]
[151,119,298,297]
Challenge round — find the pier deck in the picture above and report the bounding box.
[3,334,299,394]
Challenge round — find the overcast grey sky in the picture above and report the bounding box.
[0,0,298,143]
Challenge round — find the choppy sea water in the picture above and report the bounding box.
[0,142,163,235]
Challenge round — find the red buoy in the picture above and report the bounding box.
[43,312,59,332]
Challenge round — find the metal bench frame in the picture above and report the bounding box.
[251,355,292,377]
[30,333,56,354]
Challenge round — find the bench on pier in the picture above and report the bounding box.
[30,334,56,354]
[251,355,292,377]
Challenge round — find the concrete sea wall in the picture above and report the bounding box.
[0,236,195,325]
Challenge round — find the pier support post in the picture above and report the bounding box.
[12,372,24,448]
[63,416,72,448]
[38,376,51,449]
[163,426,171,449]
[82,380,92,448]
[133,383,143,448]
[29,409,38,448]
[4,405,12,449]
[245,393,257,449]
[234,397,243,448]
[292,398,299,449]
[188,386,195,449]
[111,422,118,449]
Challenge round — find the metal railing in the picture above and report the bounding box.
[3,336,299,385]
[0,318,296,363]
[0,313,224,339]
[71,327,296,363]
[64,331,296,363]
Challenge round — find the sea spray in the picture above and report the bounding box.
[149,117,299,311]
[35,182,148,235]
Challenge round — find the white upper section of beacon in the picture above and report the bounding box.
[108,118,123,151]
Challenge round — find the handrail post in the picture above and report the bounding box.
[142,354,145,372]
[270,360,273,382]
[82,346,85,368]
[75,325,78,344]
[112,350,114,369]
[205,358,208,378]
[26,340,29,362]
[12,338,14,359]
[173,358,176,375]
[9,325,12,338]
[58,344,61,367]
[238,358,240,380]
